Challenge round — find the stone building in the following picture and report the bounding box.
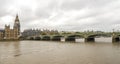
[0,29,4,40]
[0,14,20,40]
[22,29,59,38]
[22,29,42,37]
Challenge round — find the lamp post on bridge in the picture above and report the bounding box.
[112,29,117,43]
[112,29,115,36]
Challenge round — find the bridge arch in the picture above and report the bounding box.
[112,35,120,42]
[28,37,34,40]
[34,36,41,40]
[68,35,84,38]
[85,34,110,42]
[42,36,51,41]
[52,35,64,41]
[87,34,110,38]
[65,35,84,41]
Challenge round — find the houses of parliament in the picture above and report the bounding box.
[0,14,20,40]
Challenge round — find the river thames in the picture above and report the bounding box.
[0,38,120,64]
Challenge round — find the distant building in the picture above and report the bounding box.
[22,29,59,37]
[42,29,59,35]
[22,29,42,37]
[0,14,21,40]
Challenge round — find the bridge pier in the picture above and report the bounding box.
[61,37,65,42]
[85,37,95,42]
[112,37,120,43]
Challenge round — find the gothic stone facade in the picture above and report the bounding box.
[0,30,4,40]
[0,15,20,40]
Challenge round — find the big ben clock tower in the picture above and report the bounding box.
[13,14,20,36]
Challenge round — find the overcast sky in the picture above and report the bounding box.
[0,0,120,32]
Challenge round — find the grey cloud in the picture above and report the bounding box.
[0,0,120,32]
[35,8,51,19]
[35,0,60,19]
[60,0,114,10]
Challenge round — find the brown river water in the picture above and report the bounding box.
[0,38,120,64]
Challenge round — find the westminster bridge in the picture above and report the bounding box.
[24,32,120,43]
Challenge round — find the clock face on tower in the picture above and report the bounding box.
[16,21,19,24]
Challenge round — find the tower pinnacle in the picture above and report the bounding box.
[15,14,19,21]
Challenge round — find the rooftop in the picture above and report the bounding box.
[0,29,4,32]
